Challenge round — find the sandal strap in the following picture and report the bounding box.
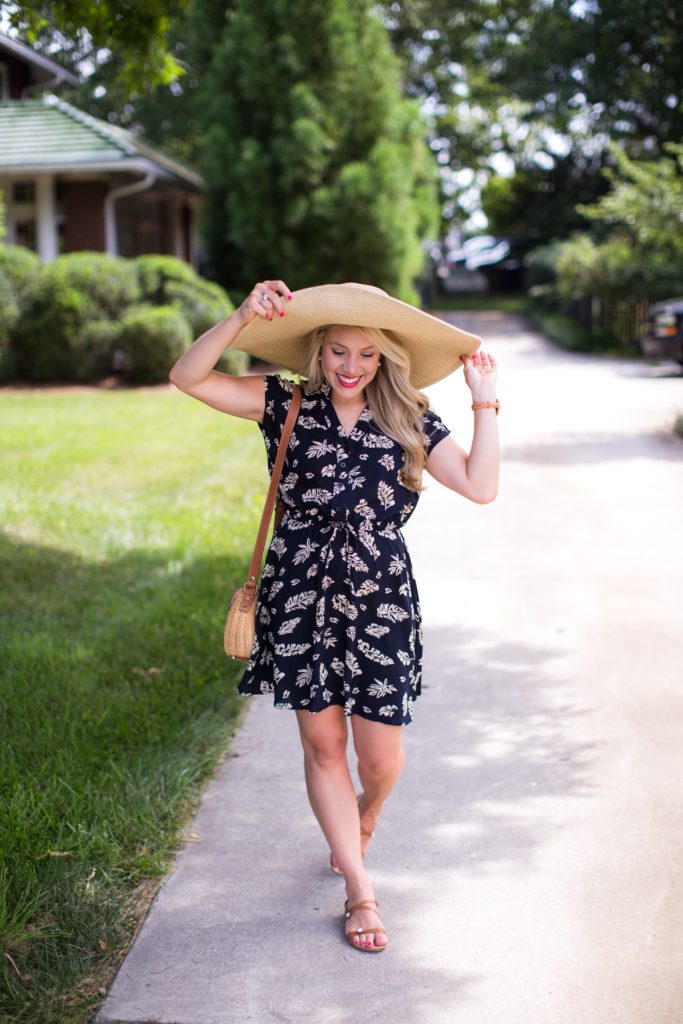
[360,826,375,839]
[344,897,379,917]
[346,926,386,938]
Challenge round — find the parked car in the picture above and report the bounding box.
[641,297,683,364]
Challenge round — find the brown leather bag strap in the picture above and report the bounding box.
[243,382,302,594]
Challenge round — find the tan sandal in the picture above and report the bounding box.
[343,897,388,953]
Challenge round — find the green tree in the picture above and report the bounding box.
[481,152,610,248]
[535,145,683,311]
[5,0,190,90]
[199,0,439,299]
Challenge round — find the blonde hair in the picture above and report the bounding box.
[303,324,432,492]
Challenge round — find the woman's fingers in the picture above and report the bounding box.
[250,280,293,321]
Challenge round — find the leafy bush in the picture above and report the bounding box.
[133,254,247,376]
[111,304,192,384]
[0,243,40,304]
[134,254,233,335]
[0,269,20,379]
[15,253,140,381]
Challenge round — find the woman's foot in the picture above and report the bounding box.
[344,895,388,951]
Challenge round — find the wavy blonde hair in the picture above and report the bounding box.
[302,324,433,492]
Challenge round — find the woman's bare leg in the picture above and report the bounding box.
[351,715,405,853]
[295,706,387,948]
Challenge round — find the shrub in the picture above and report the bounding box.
[15,253,140,381]
[0,243,40,303]
[134,254,233,335]
[134,254,248,376]
[112,305,192,384]
[0,269,20,379]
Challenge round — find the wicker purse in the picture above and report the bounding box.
[224,384,302,660]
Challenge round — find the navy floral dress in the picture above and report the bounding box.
[237,374,451,726]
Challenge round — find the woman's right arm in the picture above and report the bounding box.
[168,279,292,422]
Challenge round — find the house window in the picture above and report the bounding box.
[13,181,36,203]
[0,63,8,102]
[9,179,38,252]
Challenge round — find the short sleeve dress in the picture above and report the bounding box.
[237,374,451,726]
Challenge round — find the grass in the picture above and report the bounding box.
[0,385,268,1023]
[529,306,641,358]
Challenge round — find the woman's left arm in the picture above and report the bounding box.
[425,351,500,504]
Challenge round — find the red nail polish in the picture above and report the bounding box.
[279,311,285,317]
[287,293,293,300]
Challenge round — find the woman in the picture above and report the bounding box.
[169,278,499,953]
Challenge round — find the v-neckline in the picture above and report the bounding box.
[327,395,368,438]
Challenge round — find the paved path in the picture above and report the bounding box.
[98,314,683,1024]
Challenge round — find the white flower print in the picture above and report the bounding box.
[301,488,332,505]
[354,579,380,596]
[347,466,366,490]
[292,539,320,564]
[357,638,395,665]
[378,453,395,470]
[307,439,337,459]
[362,433,395,449]
[365,623,390,638]
[378,704,398,717]
[397,649,413,666]
[284,590,317,611]
[377,603,409,622]
[367,678,398,698]
[270,536,286,557]
[388,553,406,575]
[295,664,313,687]
[332,594,358,619]
[345,651,362,677]
[377,481,395,509]
[278,617,301,635]
[331,657,345,676]
[275,642,312,656]
[347,551,369,572]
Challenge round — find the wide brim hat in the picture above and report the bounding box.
[227,283,481,389]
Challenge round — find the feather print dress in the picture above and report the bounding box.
[238,374,451,726]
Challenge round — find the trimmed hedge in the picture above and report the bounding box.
[2,247,246,383]
[0,246,41,380]
[15,252,140,381]
[111,305,192,384]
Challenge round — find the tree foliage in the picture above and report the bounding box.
[539,145,683,303]
[4,0,190,90]
[199,0,438,299]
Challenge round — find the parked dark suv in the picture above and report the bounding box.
[641,297,683,364]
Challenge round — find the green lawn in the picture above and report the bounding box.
[0,385,267,1023]
[428,291,531,314]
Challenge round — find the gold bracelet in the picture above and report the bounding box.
[472,400,500,415]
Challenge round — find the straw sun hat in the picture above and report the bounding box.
[227,283,481,390]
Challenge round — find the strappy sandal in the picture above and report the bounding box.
[343,897,388,953]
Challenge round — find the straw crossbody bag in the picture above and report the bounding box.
[224,383,302,661]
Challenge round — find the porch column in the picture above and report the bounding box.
[36,174,58,262]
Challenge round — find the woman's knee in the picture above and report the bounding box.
[297,711,347,768]
[358,743,405,780]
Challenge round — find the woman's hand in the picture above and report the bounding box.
[235,279,293,327]
[460,350,498,400]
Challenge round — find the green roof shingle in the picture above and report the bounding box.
[0,96,202,188]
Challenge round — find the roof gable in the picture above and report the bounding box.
[0,95,202,188]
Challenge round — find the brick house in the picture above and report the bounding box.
[0,33,202,265]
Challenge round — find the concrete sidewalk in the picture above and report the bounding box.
[98,316,683,1024]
